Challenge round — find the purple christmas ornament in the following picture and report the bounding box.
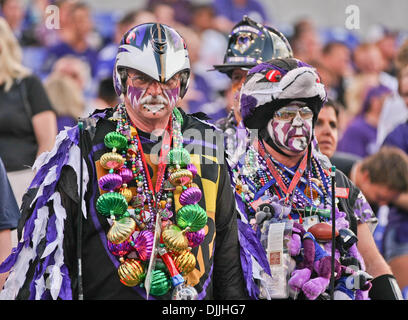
[98,173,123,191]
[119,167,133,183]
[187,163,197,177]
[132,230,154,261]
[179,186,202,205]
[107,239,133,256]
[186,228,206,248]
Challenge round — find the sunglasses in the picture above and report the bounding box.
[127,71,180,90]
[274,105,314,121]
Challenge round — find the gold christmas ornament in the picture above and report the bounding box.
[120,187,133,203]
[169,169,193,186]
[162,224,189,253]
[107,216,136,244]
[118,258,144,286]
[100,152,125,170]
[174,250,196,274]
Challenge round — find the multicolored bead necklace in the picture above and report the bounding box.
[95,104,208,298]
[235,141,332,221]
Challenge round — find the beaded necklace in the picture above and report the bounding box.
[236,140,332,221]
[95,104,207,298]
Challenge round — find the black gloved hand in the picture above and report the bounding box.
[369,274,403,300]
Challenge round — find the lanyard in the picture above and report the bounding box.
[133,115,173,200]
[257,140,308,202]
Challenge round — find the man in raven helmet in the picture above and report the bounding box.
[0,23,247,300]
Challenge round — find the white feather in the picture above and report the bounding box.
[0,205,50,299]
[30,165,57,207]
[67,144,89,219]
[32,130,69,171]
[0,248,36,300]
[45,192,67,300]
[35,277,46,300]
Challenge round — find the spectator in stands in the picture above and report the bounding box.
[0,156,20,290]
[152,3,185,31]
[352,145,408,297]
[376,42,408,148]
[382,67,408,215]
[0,0,39,45]
[95,10,148,81]
[189,4,229,96]
[349,146,408,210]
[92,77,119,110]
[338,84,392,158]
[0,17,57,207]
[42,1,100,77]
[321,41,352,108]
[44,72,85,132]
[176,27,216,119]
[355,42,398,91]
[39,0,79,47]
[50,55,92,115]
[375,28,399,77]
[213,0,268,34]
[290,18,322,65]
[315,99,361,178]
[350,146,408,277]
[147,0,193,26]
[381,65,408,296]
[346,43,398,122]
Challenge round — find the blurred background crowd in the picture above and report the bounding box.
[1,0,408,295]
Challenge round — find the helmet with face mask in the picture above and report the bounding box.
[240,58,327,155]
[113,23,191,98]
[213,16,293,77]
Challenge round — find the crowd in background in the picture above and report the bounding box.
[1,0,408,295]
[2,0,408,134]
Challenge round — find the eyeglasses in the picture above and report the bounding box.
[274,105,314,121]
[127,71,180,90]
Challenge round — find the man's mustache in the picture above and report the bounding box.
[140,95,168,105]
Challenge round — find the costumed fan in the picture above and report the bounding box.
[0,23,247,300]
[229,57,398,299]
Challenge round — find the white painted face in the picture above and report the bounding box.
[125,69,180,119]
[266,103,314,154]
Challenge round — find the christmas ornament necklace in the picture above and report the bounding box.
[95,104,207,299]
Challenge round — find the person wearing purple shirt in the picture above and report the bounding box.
[338,84,392,158]
[337,115,377,158]
[41,2,99,77]
[380,69,408,297]
[187,73,228,122]
[383,120,408,153]
[147,0,193,26]
[213,0,268,24]
[382,120,408,298]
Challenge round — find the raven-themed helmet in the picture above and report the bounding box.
[113,23,190,98]
[213,16,293,77]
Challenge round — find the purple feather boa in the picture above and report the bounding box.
[0,123,82,299]
[235,192,271,299]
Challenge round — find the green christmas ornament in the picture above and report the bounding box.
[172,107,184,126]
[150,269,171,296]
[176,204,208,232]
[167,148,190,167]
[104,131,128,150]
[96,192,128,218]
